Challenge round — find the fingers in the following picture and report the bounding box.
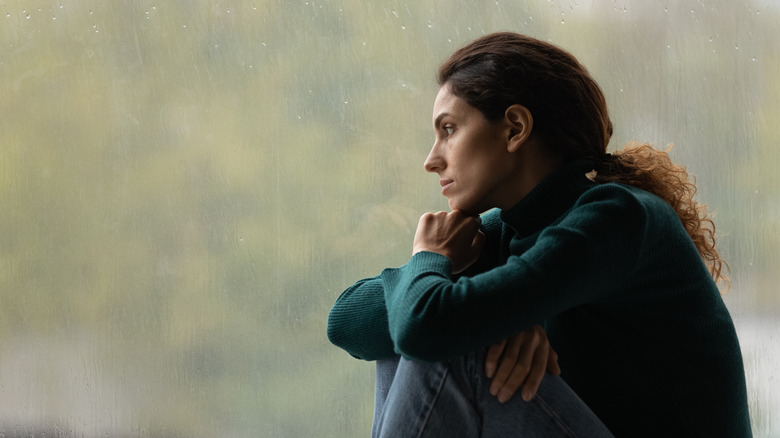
[413,210,484,273]
[413,211,481,252]
[488,326,555,403]
[518,341,548,401]
[485,339,506,378]
[472,229,486,253]
[488,333,528,402]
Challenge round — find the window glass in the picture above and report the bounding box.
[1,1,777,436]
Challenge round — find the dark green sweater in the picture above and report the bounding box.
[327,162,752,437]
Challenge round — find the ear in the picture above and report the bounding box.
[504,105,533,153]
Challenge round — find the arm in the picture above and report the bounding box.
[327,276,396,361]
[327,211,562,401]
[327,209,505,361]
[383,185,646,362]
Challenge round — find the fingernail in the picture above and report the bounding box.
[498,391,509,403]
[485,367,494,378]
[522,390,533,401]
[489,385,498,396]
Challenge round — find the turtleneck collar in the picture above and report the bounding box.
[499,160,596,237]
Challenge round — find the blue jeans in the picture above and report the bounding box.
[372,351,614,438]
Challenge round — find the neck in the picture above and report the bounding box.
[500,140,562,209]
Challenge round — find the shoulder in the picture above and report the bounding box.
[566,183,689,251]
[575,182,676,220]
[547,182,686,246]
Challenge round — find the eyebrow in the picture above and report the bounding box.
[434,112,450,129]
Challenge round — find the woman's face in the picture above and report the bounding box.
[425,85,517,215]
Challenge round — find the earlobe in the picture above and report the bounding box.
[504,105,533,153]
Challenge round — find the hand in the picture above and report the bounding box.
[412,210,485,274]
[485,325,561,403]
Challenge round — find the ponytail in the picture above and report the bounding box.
[592,142,729,289]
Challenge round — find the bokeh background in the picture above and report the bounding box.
[1,0,778,436]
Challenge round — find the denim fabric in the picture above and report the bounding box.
[372,351,614,438]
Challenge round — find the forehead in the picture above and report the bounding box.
[432,85,469,123]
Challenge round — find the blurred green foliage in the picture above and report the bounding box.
[0,0,778,436]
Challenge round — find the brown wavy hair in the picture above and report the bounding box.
[438,32,728,287]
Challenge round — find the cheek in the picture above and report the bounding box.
[463,150,500,179]
[456,142,489,172]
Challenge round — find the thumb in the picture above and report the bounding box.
[472,229,486,253]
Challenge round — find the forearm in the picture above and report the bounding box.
[381,251,521,362]
[382,186,645,362]
[327,211,503,361]
[327,276,397,361]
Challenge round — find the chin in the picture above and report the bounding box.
[449,200,481,215]
[447,200,465,212]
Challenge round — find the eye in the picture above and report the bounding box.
[444,125,455,136]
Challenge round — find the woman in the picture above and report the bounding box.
[327,32,751,437]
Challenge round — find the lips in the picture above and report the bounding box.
[440,179,454,194]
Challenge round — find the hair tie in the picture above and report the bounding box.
[593,152,616,173]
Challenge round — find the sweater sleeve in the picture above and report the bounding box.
[326,209,505,361]
[326,275,397,361]
[382,185,648,362]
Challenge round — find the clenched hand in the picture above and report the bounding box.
[412,210,485,274]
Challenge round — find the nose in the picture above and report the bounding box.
[424,140,444,173]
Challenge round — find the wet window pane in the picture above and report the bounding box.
[1,1,777,436]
